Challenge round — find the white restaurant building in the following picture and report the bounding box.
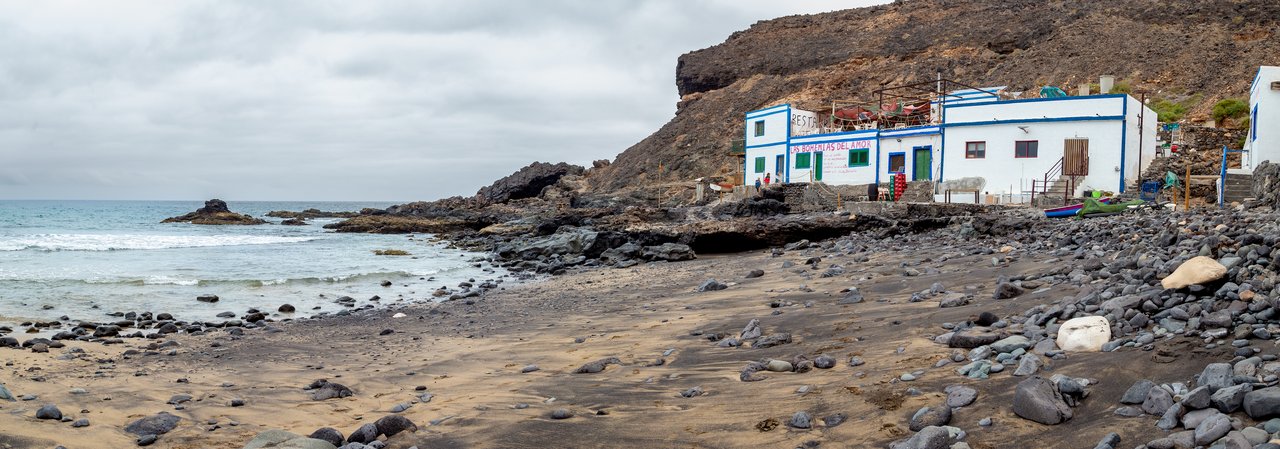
[743,89,1157,200]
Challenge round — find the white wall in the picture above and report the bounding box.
[745,104,790,148]
[789,130,878,185]
[945,95,1125,122]
[944,120,1124,196]
[745,144,787,185]
[941,95,1151,195]
[1247,67,1280,168]
[1126,95,1159,186]
[878,129,942,184]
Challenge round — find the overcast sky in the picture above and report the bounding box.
[0,0,880,201]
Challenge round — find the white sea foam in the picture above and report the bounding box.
[0,234,317,252]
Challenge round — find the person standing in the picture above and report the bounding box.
[764,173,772,186]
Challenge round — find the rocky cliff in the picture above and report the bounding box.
[592,0,1280,192]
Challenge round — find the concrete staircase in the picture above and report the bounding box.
[1033,177,1076,208]
[1221,169,1254,204]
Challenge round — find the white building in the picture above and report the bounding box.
[743,90,1157,199]
[1246,66,1280,168]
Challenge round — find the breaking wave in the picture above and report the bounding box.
[0,234,318,252]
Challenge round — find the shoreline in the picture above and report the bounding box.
[1,206,1248,448]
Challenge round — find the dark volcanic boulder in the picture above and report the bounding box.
[1012,376,1073,425]
[374,414,418,437]
[307,428,344,447]
[642,243,697,261]
[711,197,791,217]
[125,412,180,435]
[476,162,585,204]
[573,357,622,374]
[308,379,354,401]
[162,199,266,225]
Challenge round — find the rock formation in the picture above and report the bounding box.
[592,0,1280,193]
[162,199,266,225]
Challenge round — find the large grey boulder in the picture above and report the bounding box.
[948,330,1001,349]
[1198,363,1235,392]
[889,425,951,449]
[1211,383,1252,413]
[1120,379,1155,404]
[1012,376,1072,425]
[1142,386,1174,415]
[242,430,337,449]
[1244,387,1280,419]
[908,405,951,431]
[1193,412,1232,446]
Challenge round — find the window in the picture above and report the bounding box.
[795,152,812,169]
[1015,140,1039,158]
[754,157,766,173]
[1253,105,1259,142]
[753,120,765,137]
[888,153,906,173]
[965,141,986,159]
[847,148,869,167]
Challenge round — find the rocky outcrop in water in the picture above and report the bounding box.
[476,162,585,204]
[162,199,266,225]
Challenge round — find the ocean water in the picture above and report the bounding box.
[0,200,502,327]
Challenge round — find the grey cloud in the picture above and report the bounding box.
[0,0,878,201]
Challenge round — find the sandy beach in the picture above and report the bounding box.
[0,230,1222,449]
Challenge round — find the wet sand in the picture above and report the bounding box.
[0,244,1224,448]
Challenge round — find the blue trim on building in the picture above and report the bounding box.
[789,129,878,141]
[943,94,1128,109]
[880,125,941,136]
[1254,105,1260,142]
[745,142,786,150]
[879,130,942,139]
[745,109,788,120]
[745,104,789,118]
[874,137,881,184]
[1119,97,1128,193]
[784,105,792,183]
[944,115,1124,128]
[1252,67,1263,96]
[887,151,906,174]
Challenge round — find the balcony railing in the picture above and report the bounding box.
[729,139,745,156]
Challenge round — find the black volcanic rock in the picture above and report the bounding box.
[476,162,584,204]
[162,199,266,225]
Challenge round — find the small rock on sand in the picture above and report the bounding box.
[573,357,622,374]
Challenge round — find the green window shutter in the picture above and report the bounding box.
[848,149,869,167]
[795,152,811,169]
[754,157,766,173]
[754,120,765,137]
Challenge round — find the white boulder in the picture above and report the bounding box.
[1161,256,1227,289]
[1056,316,1111,352]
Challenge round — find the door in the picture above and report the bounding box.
[1064,139,1089,176]
[912,146,932,181]
[775,155,785,182]
[814,152,824,181]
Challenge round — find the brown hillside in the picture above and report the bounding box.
[592,0,1280,192]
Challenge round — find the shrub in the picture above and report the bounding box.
[1213,98,1249,124]
[1152,99,1187,122]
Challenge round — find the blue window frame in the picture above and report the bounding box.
[888,152,906,173]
